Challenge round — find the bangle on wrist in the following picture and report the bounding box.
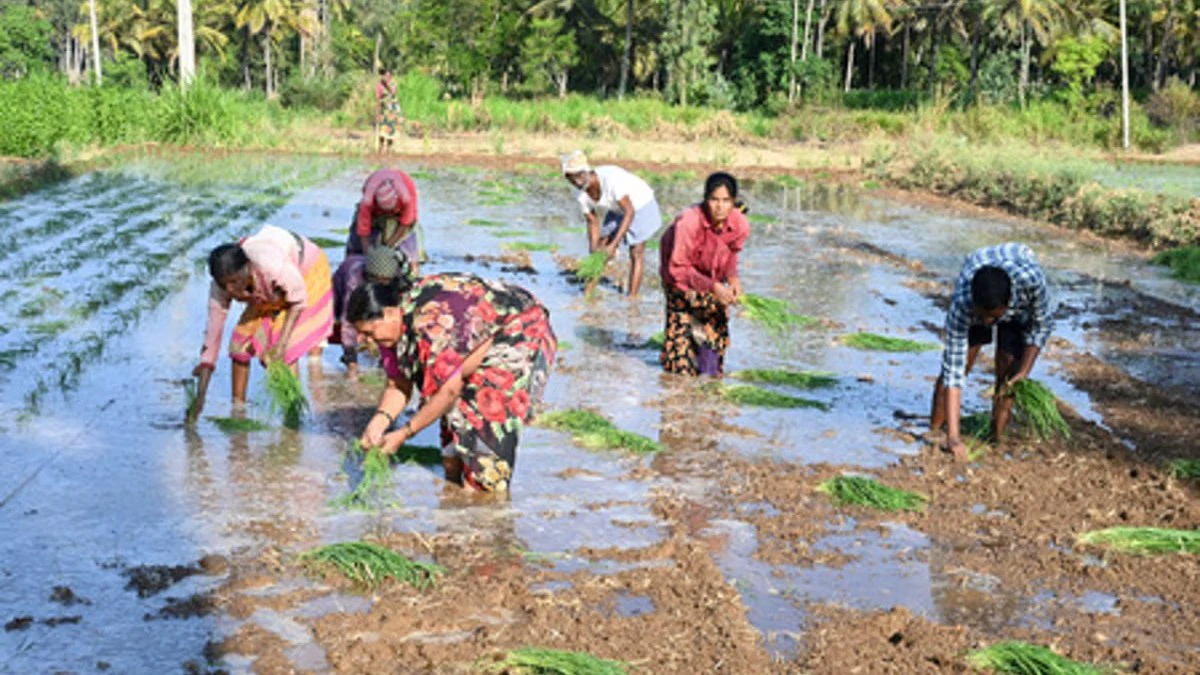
[402,421,415,436]
[374,409,395,424]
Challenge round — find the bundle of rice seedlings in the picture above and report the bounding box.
[183,379,198,415]
[265,360,308,429]
[703,382,829,410]
[1077,527,1200,555]
[643,331,665,349]
[839,332,940,352]
[729,369,836,390]
[740,294,817,333]
[504,241,558,252]
[1010,379,1070,440]
[966,641,1105,675]
[817,475,927,512]
[575,252,609,283]
[308,236,344,249]
[538,409,661,454]
[1151,247,1200,284]
[492,647,628,675]
[961,412,992,441]
[207,416,273,433]
[298,541,444,590]
[1167,459,1200,479]
[394,444,443,466]
[330,441,395,511]
[467,218,505,228]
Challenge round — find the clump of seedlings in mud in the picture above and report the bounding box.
[818,475,927,512]
[839,332,940,352]
[1167,459,1200,479]
[739,293,817,333]
[538,409,661,454]
[729,369,836,389]
[308,236,344,249]
[299,541,444,590]
[966,641,1105,675]
[207,416,273,433]
[575,252,609,283]
[491,647,628,675]
[1077,527,1200,555]
[265,360,308,428]
[701,382,829,410]
[1010,379,1070,439]
[330,441,395,511]
[1151,246,1200,284]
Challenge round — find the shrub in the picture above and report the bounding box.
[280,73,354,111]
[1145,78,1200,141]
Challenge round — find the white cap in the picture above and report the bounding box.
[560,150,590,175]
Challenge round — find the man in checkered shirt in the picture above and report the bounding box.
[930,243,1054,459]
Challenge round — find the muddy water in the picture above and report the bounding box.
[0,155,1196,672]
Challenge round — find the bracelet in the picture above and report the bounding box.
[402,421,415,436]
[374,409,395,424]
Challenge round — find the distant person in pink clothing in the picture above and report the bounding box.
[188,225,333,419]
[658,172,750,376]
[375,68,402,153]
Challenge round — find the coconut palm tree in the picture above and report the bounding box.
[983,0,1069,105]
[835,0,902,91]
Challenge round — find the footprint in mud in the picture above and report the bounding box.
[145,593,216,621]
[119,554,229,598]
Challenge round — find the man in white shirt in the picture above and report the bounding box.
[562,150,662,297]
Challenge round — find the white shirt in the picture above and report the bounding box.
[577,165,655,219]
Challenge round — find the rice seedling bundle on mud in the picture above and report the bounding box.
[207,416,273,433]
[265,361,308,428]
[1010,379,1070,439]
[818,475,927,512]
[299,541,444,590]
[702,382,829,410]
[739,293,817,333]
[961,412,991,441]
[1077,527,1200,555]
[538,409,661,454]
[1167,459,1200,479]
[491,648,628,675]
[966,641,1105,675]
[575,252,609,283]
[643,331,666,349]
[839,332,940,352]
[329,441,396,511]
[729,369,837,390]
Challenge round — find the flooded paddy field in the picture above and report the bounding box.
[1,151,1198,673]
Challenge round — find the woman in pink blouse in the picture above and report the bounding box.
[658,172,750,376]
[189,225,334,415]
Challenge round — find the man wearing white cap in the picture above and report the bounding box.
[562,150,661,297]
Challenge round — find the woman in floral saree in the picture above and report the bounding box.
[348,269,556,492]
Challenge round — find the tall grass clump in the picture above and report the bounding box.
[154,78,247,146]
[729,369,836,389]
[703,382,829,410]
[1167,459,1200,479]
[1077,527,1200,555]
[818,475,927,512]
[492,647,628,675]
[1151,247,1200,284]
[538,409,661,454]
[1010,379,1070,439]
[299,541,444,590]
[840,332,940,352]
[740,293,818,333]
[265,360,308,428]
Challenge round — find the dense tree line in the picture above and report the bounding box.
[0,0,1196,109]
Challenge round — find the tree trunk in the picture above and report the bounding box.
[928,16,940,96]
[177,0,195,88]
[901,22,909,89]
[618,0,632,99]
[1153,0,1176,91]
[801,0,814,62]
[1019,20,1030,106]
[867,37,875,89]
[373,33,382,71]
[968,9,981,103]
[88,0,102,84]
[558,70,569,98]
[816,0,827,58]
[789,0,799,101]
[263,27,273,97]
[844,39,855,92]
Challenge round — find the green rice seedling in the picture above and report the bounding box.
[504,241,558,252]
[393,444,443,466]
[643,331,665,349]
[966,641,1105,675]
[961,412,992,441]
[740,294,817,333]
[1010,379,1070,440]
[771,175,804,189]
[703,382,829,410]
[492,229,528,238]
[408,170,436,180]
[538,409,661,454]
[747,213,778,225]
[29,320,70,336]
[643,238,660,250]
[467,218,506,228]
[330,441,395,511]
[817,475,927,512]
[492,647,628,675]
[729,369,836,389]
[265,360,308,428]
[357,370,388,387]
[1077,527,1200,555]
[1151,247,1200,284]
[1167,459,1200,479]
[839,332,940,352]
[329,227,350,235]
[207,416,273,433]
[298,541,444,590]
[576,251,609,283]
[308,236,344,249]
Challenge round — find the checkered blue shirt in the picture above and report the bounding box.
[941,243,1053,389]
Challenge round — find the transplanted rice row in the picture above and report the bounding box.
[818,475,927,512]
[538,409,661,454]
[265,360,309,429]
[504,241,558,252]
[966,641,1106,675]
[839,332,940,352]
[703,382,830,410]
[299,541,445,590]
[1011,379,1070,439]
[491,647,628,675]
[1077,527,1200,555]
[729,368,837,389]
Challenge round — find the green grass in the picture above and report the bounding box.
[728,369,836,389]
[966,641,1105,675]
[207,416,273,433]
[839,332,940,352]
[575,252,609,282]
[1150,247,1200,283]
[1167,459,1200,479]
[1011,379,1070,440]
[740,294,817,333]
[308,236,344,249]
[703,382,830,410]
[504,241,558,252]
[538,409,661,454]
[265,360,308,429]
[492,647,627,675]
[817,475,927,512]
[1077,527,1200,555]
[298,541,444,590]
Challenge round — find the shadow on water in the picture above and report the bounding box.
[0,156,1196,670]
